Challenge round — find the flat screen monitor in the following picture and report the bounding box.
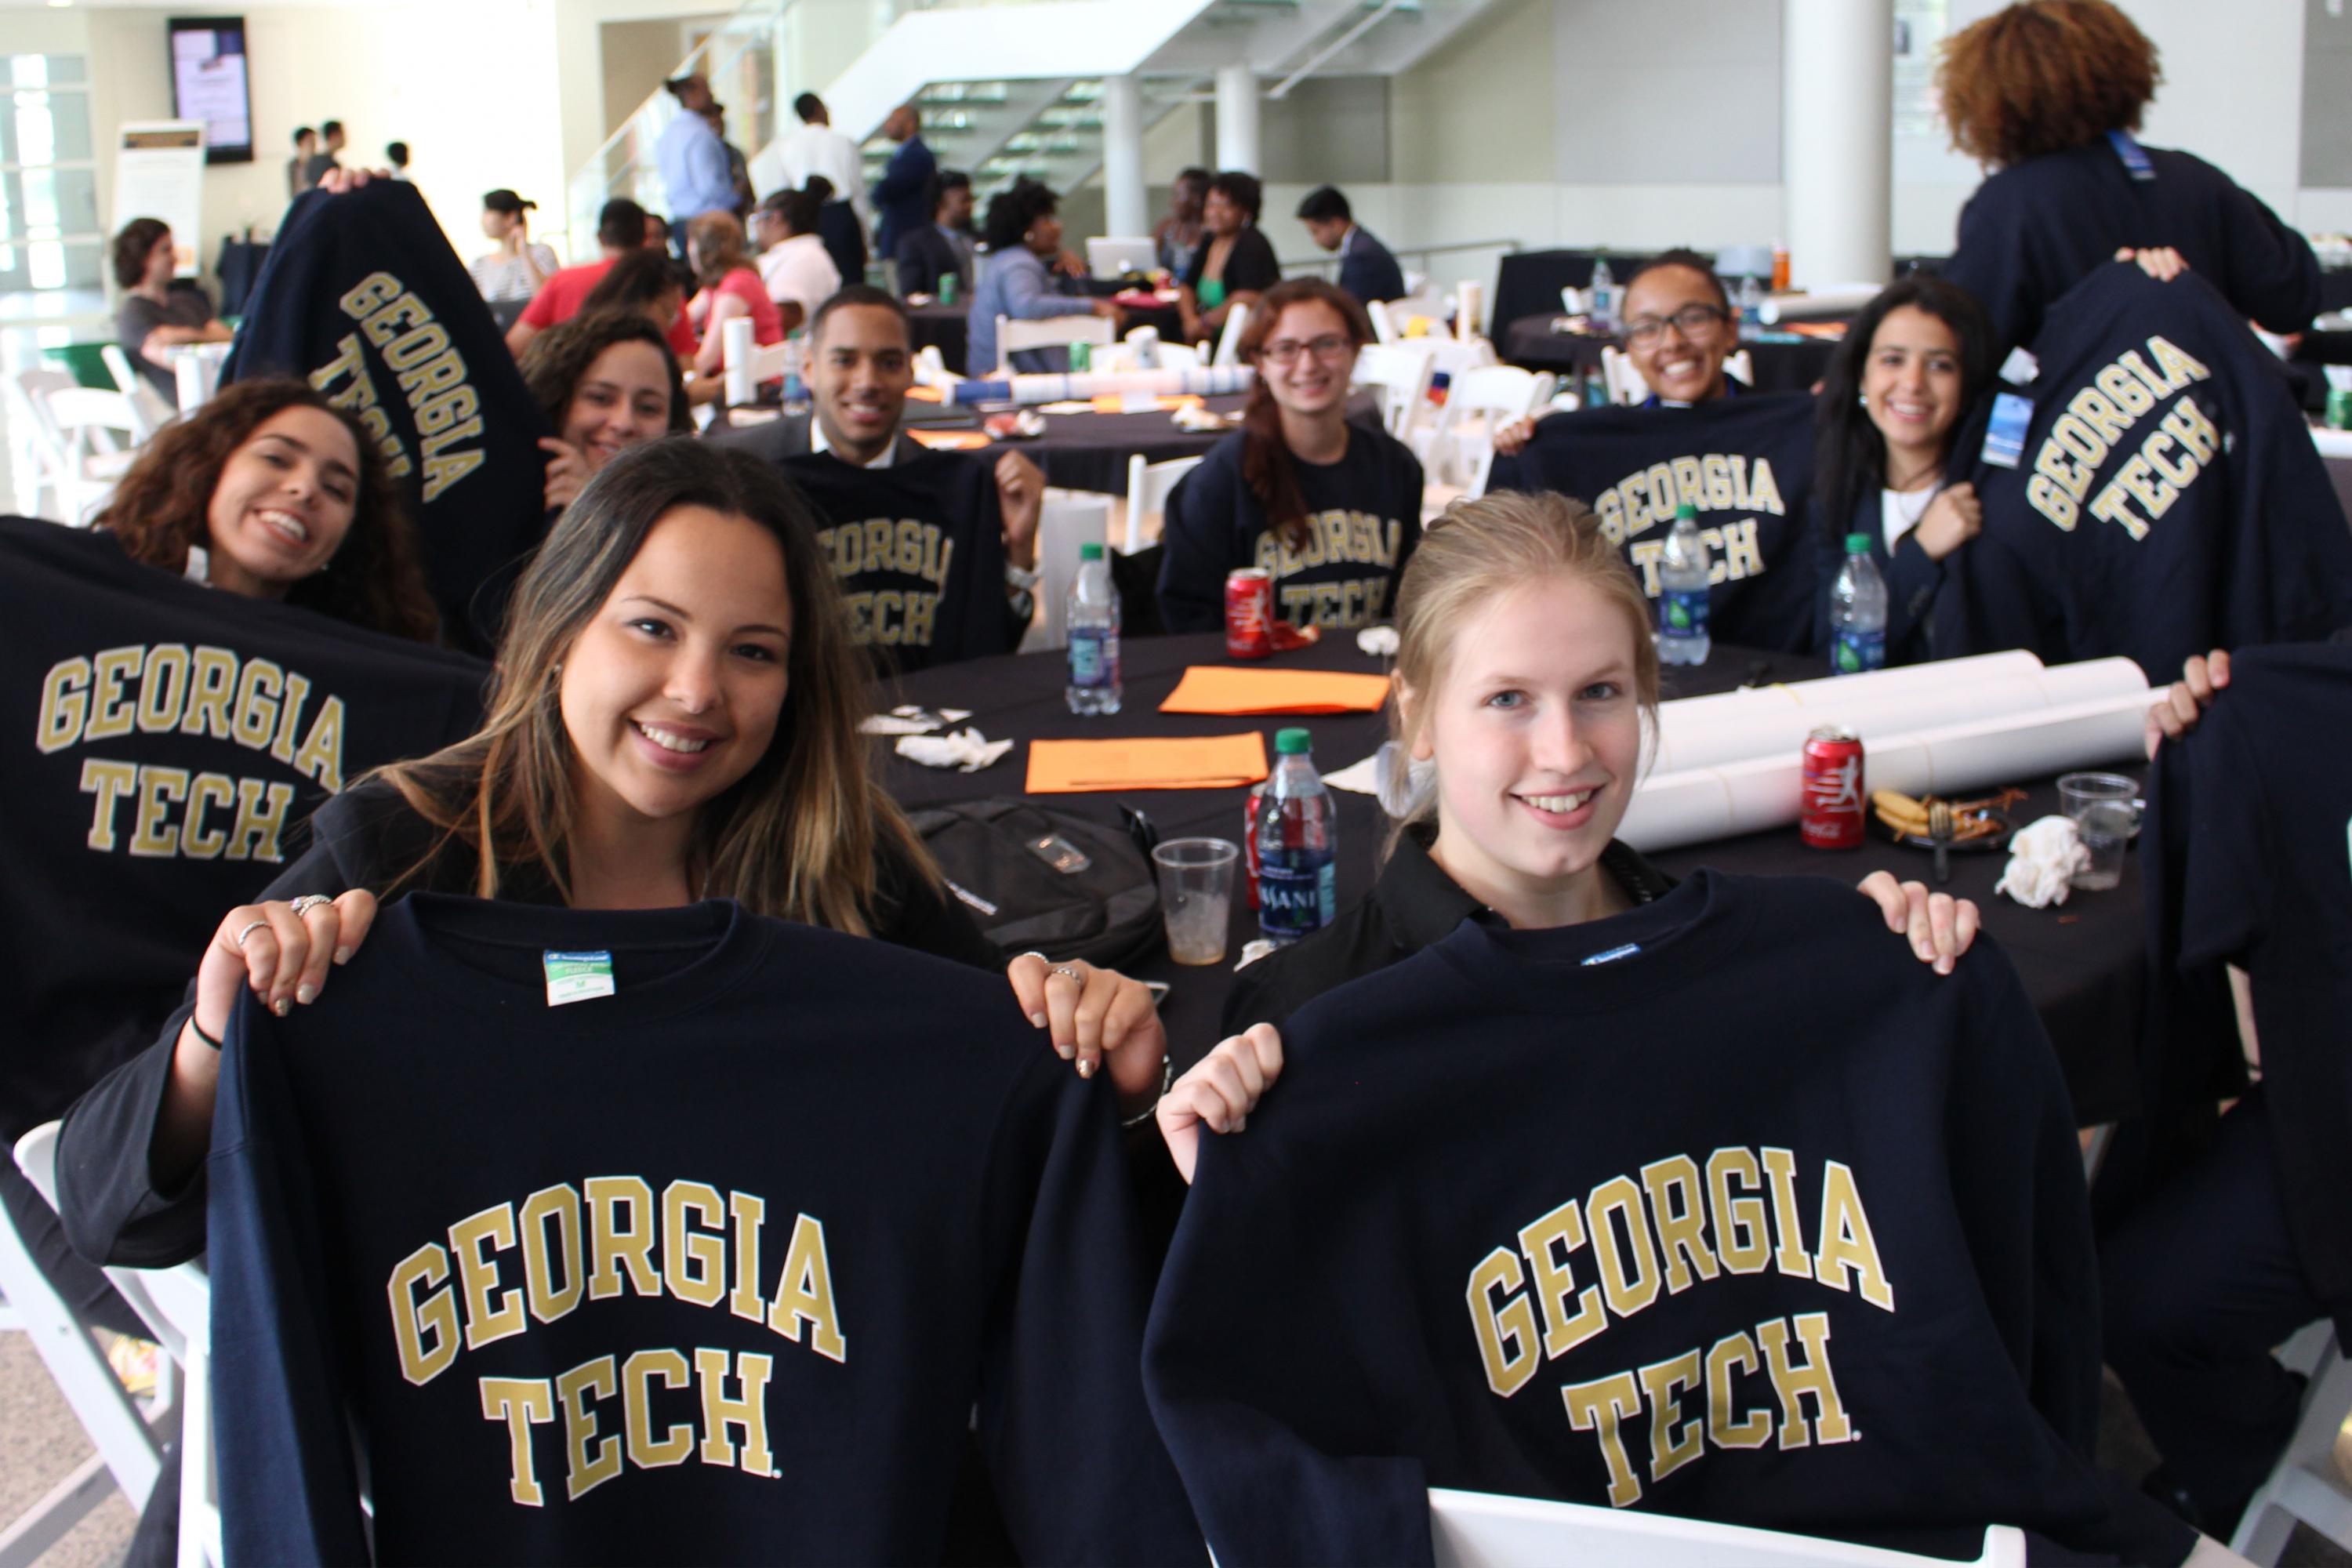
[169,18,252,164]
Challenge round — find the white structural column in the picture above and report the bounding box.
[1102,74,1148,239]
[1781,0,1892,290]
[1214,64,1260,175]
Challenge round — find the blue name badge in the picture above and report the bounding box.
[2107,129,2157,182]
[1980,391,2034,470]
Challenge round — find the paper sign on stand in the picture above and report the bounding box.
[114,122,206,277]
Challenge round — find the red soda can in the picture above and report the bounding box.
[1225,568,1274,659]
[1800,725,1865,850]
[1243,781,1267,908]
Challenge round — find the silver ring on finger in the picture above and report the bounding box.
[1049,965,1083,983]
[232,918,269,948]
[288,894,334,916]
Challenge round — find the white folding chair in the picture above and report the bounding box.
[1599,345,1649,405]
[2,368,75,518]
[1428,1486,2027,1567]
[912,343,962,390]
[1123,453,1203,554]
[1020,488,1112,653]
[100,345,176,441]
[1366,299,1399,345]
[1210,301,1251,369]
[1350,342,1436,442]
[0,1123,169,1567]
[8,372,132,525]
[996,314,1113,374]
[720,323,795,405]
[1726,347,1755,387]
[2231,1322,2352,1564]
[9,1122,220,1568]
[1433,364,1555,496]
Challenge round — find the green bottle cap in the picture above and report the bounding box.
[1676,503,1699,520]
[1845,533,1872,554]
[1274,727,1312,754]
[1079,543,1104,560]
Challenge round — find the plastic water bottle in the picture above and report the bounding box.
[1256,728,1337,945]
[1656,503,1711,666]
[1736,274,1766,340]
[1588,257,1617,332]
[1830,533,1888,675]
[1066,542,1122,715]
[781,334,809,417]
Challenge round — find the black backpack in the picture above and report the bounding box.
[910,797,1164,969]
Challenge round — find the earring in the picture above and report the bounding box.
[1857,392,1867,407]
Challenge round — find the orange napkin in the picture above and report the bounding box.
[1160,666,1392,716]
[1025,732,1269,793]
[909,428,993,451]
[906,385,947,402]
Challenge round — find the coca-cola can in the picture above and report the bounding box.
[1800,725,1865,851]
[1243,781,1267,909]
[1225,568,1274,659]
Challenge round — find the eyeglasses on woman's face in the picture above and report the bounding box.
[1621,303,1729,347]
[1258,333,1352,367]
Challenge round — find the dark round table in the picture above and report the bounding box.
[878,633,2147,1121]
[909,299,1188,380]
[1500,314,1842,394]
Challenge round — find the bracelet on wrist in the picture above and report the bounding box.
[1121,1054,1177,1129]
[187,1014,224,1052]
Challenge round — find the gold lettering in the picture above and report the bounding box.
[225,779,296,863]
[1704,1330,1773,1449]
[389,1243,460,1385]
[478,1377,554,1505]
[556,1355,622,1501]
[85,645,141,739]
[129,766,187,858]
[1759,1312,1853,1448]
[1517,1199,1607,1359]
[519,1183,585,1324]
[695,1348,776,1474]
[586,1176,662,1299]
[136,644,191,734]
[1813,1160,1895,1311]
[1588,1175,1661,1320]
[1641,1156,1718,1294]
[1707,1149,1770,1273]
[37,657,89,752]
[1638,1349,1705,1484]
[449,1203,525,1350]
[181,773,236,860]
[183,648,238,739]
[1466,1247,1541,1397]
[767,1214,846,1362]
[664,1181,728,1309]
[1561,1371,1646,1507]
[78,759,138,851]
[622,1349,695,1468]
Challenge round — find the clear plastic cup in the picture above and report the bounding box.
[1152,838,1240,966]
[2058,771,2142,892]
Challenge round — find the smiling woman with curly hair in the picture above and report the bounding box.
[1935,0,2319,353]
[94,378,439,642]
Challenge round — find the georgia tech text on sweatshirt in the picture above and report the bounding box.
[1466,1145,1892,1508]
[817,517,954,648]
[1588,456,1784,598]
[310,271,490,503]
[388,1176,844,1507]
[2026,335,2216,539]
[1250,510,1406,630]
[37,644,348,863]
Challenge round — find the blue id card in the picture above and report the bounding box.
[1980,391,2034,469]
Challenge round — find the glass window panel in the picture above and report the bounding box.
[29,238,63,288]
[16,97,56,165]
[9,56,47,89]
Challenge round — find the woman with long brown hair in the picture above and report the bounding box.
[1155,276,1424,635]
[683,209,783,380]
[1936,0,2318,353]
[55,438,1170,1269]
[94,376,438,642]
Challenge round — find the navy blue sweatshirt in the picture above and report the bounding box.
[1943,135,2321,354]
[1488,393,1820,652]
[225,179,552,652]
[1145,871,2191,1566]
[1155,425,1423,635]
[1934,262,2352,680]
[2143,641,2352,1333]
[779,448,1015,673]
[0,516,484,1145]
[208,892,1200,1565]
[1809,486,1948,666]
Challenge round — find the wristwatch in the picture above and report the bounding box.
[1004,560,1040,591]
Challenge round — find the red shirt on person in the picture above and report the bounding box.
[517,256,699,358]
[693,266,786,354]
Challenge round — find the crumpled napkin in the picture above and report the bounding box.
[1172,404,1232,434]
[895,728,1012,773]
[1356,625,1399,657]
[1994,815,2090,909]
[1323,742,1434,818]
[861,705,972,736]
[1234,938,1277,972]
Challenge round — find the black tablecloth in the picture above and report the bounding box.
[1490,250,1657,339]
[1499,314,1840,394]
[914,299,1188,379]
[909,302,967,376]
[878,633,2145,1120]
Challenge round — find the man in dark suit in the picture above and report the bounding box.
[708,286,1044,666]
[894,170,976,299]
[872,103,936,272]
[1297,184,1406,306]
